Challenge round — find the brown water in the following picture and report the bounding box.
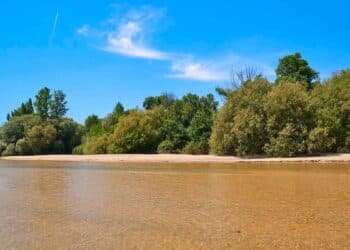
[0,161,349,249]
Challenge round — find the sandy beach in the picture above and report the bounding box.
[1,153,350,164]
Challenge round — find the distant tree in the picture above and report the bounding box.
[309,69,350,152]
[108,109,164,153]
[276,52,319,89]
[50,90,68,118]
[103,102,126,131]
[143,93,175,110]
[26,124,57,154]
[7,98,34,120]
[263,81,311,156]
[211,77,271,155]
[35,87,52,119]
[216,66,261,98]
[1,117,26,144]
[84,114,101,135]
[113,102,125,116]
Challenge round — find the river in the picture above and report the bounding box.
[0,161,349,249]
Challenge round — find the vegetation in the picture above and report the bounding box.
[0,87,84,156]
[1,52,349,157]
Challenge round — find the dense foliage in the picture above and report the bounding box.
[1,53,349,157]
[77,93,217,154]
[0,88,84,156]
[211,54,349,156]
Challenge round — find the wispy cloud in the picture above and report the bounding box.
[77,24,90,36]
[168,60,226,82]
[77,6,275,82]
[77,6,168,60]
[102,20,168,60]
[49,11,59,45]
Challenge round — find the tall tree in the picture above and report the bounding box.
[275,52,319,89]
[7,98,34,120]
[50,90,68,118]
[35,87,51,119]
[143,93,175,110]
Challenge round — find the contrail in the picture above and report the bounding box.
[49,11,59,45]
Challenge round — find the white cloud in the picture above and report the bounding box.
[77,24,90,36]
[102,21,167,60]
[168,60,226,82]
[77,6,275,82]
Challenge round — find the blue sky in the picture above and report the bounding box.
[1,0,349,123]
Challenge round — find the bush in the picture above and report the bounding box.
[182,141,207,155]
[108,109,163,153]
[84,136,109,154]
[72,145,84,155]
[157,140,176,153]
[308,127,336,153]
[264,123,307,157]
[26,124,57,154]
[2,144,16,156]
[0,141,7,155]
[15,139,32,155]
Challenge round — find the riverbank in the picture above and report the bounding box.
[1,153,350,164]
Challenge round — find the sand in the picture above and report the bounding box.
[1,153,350,164]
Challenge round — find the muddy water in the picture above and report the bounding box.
[0,161,349,249]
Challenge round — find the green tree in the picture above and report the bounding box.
[55,118,84,153]
[108,108,164,153]
[35,87,52,119]
[26,124,57,154]
[143,93,175,110]
[15,138,32,155]
[50,90,68,118]
[263,81,310,156]
[2,144,16,156]
[276,52,319,89]
[102,102,126,132]
[309,69,350,152]
[210,78,270,155]
[7,98,34,120]
[84,114,102,136]
[0,115,42,144]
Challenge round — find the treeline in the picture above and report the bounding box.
[1,52,349,157]
[0,88,84,156]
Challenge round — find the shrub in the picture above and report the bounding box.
[72,145,84,155]
[157,140,176,153]
[15,139,32,155]
[2,144,16,156]
[84,136,109,154]
[264,123,308,157]
[308,127,336,153]
[0,141,7,155]
[182,141,207,155]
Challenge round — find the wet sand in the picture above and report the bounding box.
[2,153,350,164]
[0,161,349,249]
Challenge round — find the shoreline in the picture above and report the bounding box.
[1,153,350,164]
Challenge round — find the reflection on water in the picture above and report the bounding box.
[0,161,349,249]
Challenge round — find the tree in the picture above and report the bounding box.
[276,52,319,89]
[309,69,350,152]
[50,90,68,118]
[7,98,34,120]
[216,66,261,98]
[84,114,102,136]
[35,87,52,119]
[55,119,84,153]
[143,93,175,110]
[26,124,57,154]
[263,81,310,156]
[102,102,126,132]
[210,77,271,155]
[108,109,164,153]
